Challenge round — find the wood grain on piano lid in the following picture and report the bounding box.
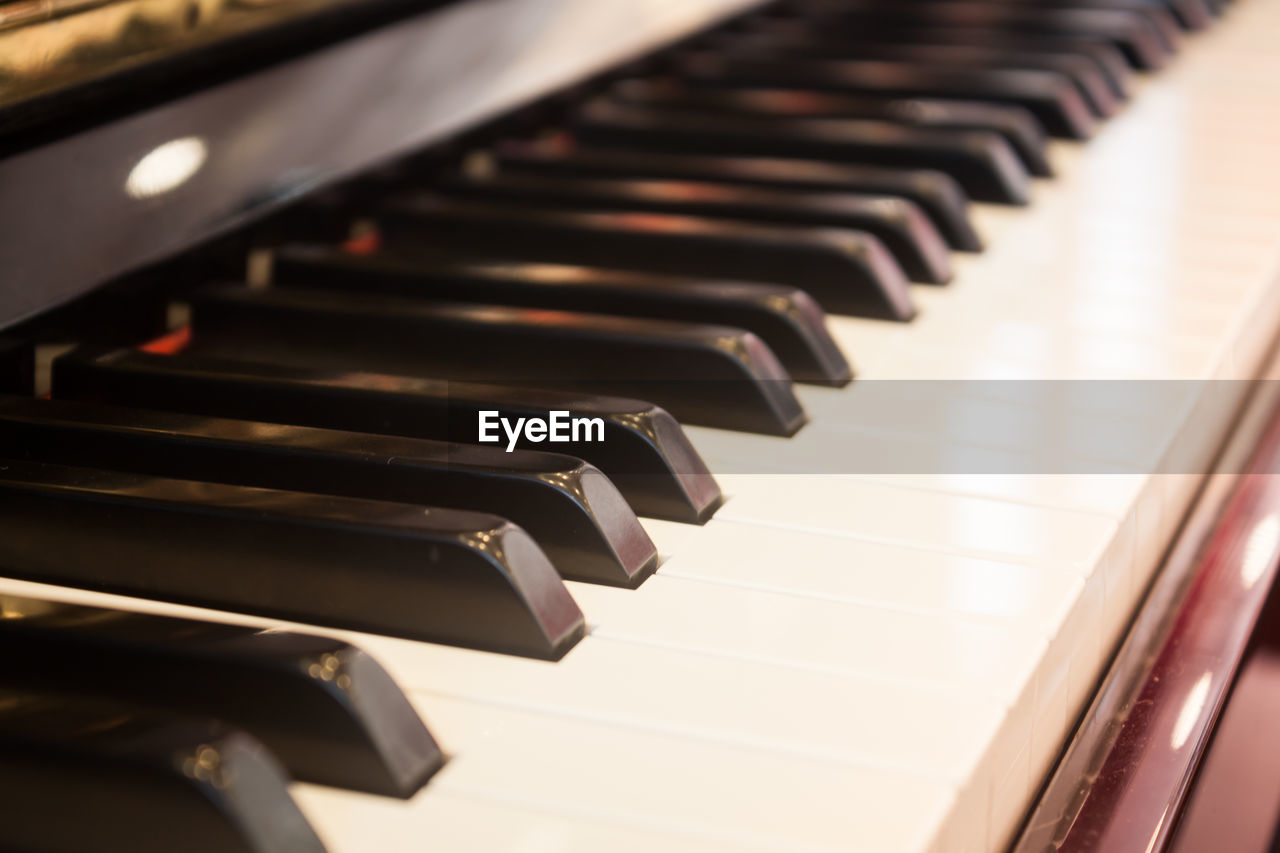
[0,0,379,104]
[0,394,659,588]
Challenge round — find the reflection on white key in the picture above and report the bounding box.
[295,786,765,853]
[712,474,1117,570]
[641,517,1084,630]
[569,575,1041,693]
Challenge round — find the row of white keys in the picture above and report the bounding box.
[9,6,1280,853]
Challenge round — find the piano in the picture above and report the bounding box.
[1,0,1279,850]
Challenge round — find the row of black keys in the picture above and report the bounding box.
[0,1,1222,850]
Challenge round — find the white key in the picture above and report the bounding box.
[297,695,961,853]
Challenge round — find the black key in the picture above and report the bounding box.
[271,244,853,386]
[433,170,953,284]
[572,99,1032,204]
[672,52,1095,140]
[0,594,441,797]
[742,17,1135,99]
[0,394,658,588]
[889,0,1184,50]
[698,27,1119,121]
[0,692,326,853]
[52,348,724,524]
[0,336,33,395]
[1144,0,1215,30]
[608,78,1053,177]
[184,283,807,437]
[0,459,585,660]
[947,0,1208,33]
[378,194,916,320]
[779,0,1173,70]
[489,141,983,251]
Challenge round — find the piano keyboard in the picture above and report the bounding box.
[2,0,1280,850]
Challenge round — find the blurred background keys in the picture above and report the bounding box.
[570,99,1033,203]
[487,142,984,251]
[377,195,917,320]
[604,79,1053,176]
[269,245,854,385]
[670,52,1095,139]
[430,171,953,283]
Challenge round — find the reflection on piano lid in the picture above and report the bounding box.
[3,0,1280,851]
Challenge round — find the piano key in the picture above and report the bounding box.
[608,78,1054,177]
[638,515,1085,631]
[696,27,1119,121]
[432,170,954,284]
[0,567,1037,853]
[1135,0,1215,30]
[944,1,1184,52]
[0,394,657,588]
[0,692,326,853]
[294,695,963,853]
[0,594,442,797]
[0,335,34,395]
[376,194,917,320]
[702,473,1120,569]
[742,16,1135,99]
[1087,2,1185,52]
[942,0,1209,33]
[294,786,770,853]
[571,99,1033,203]
[184,284,808,437]
[490,141,984,251]
[51,347,724,524]
[567,573,1033,691]
[0,459,584,659]
[341,629,1013,787]
[778,0,1174,70]
[270,244,853,386]
[671,52,1096,140]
